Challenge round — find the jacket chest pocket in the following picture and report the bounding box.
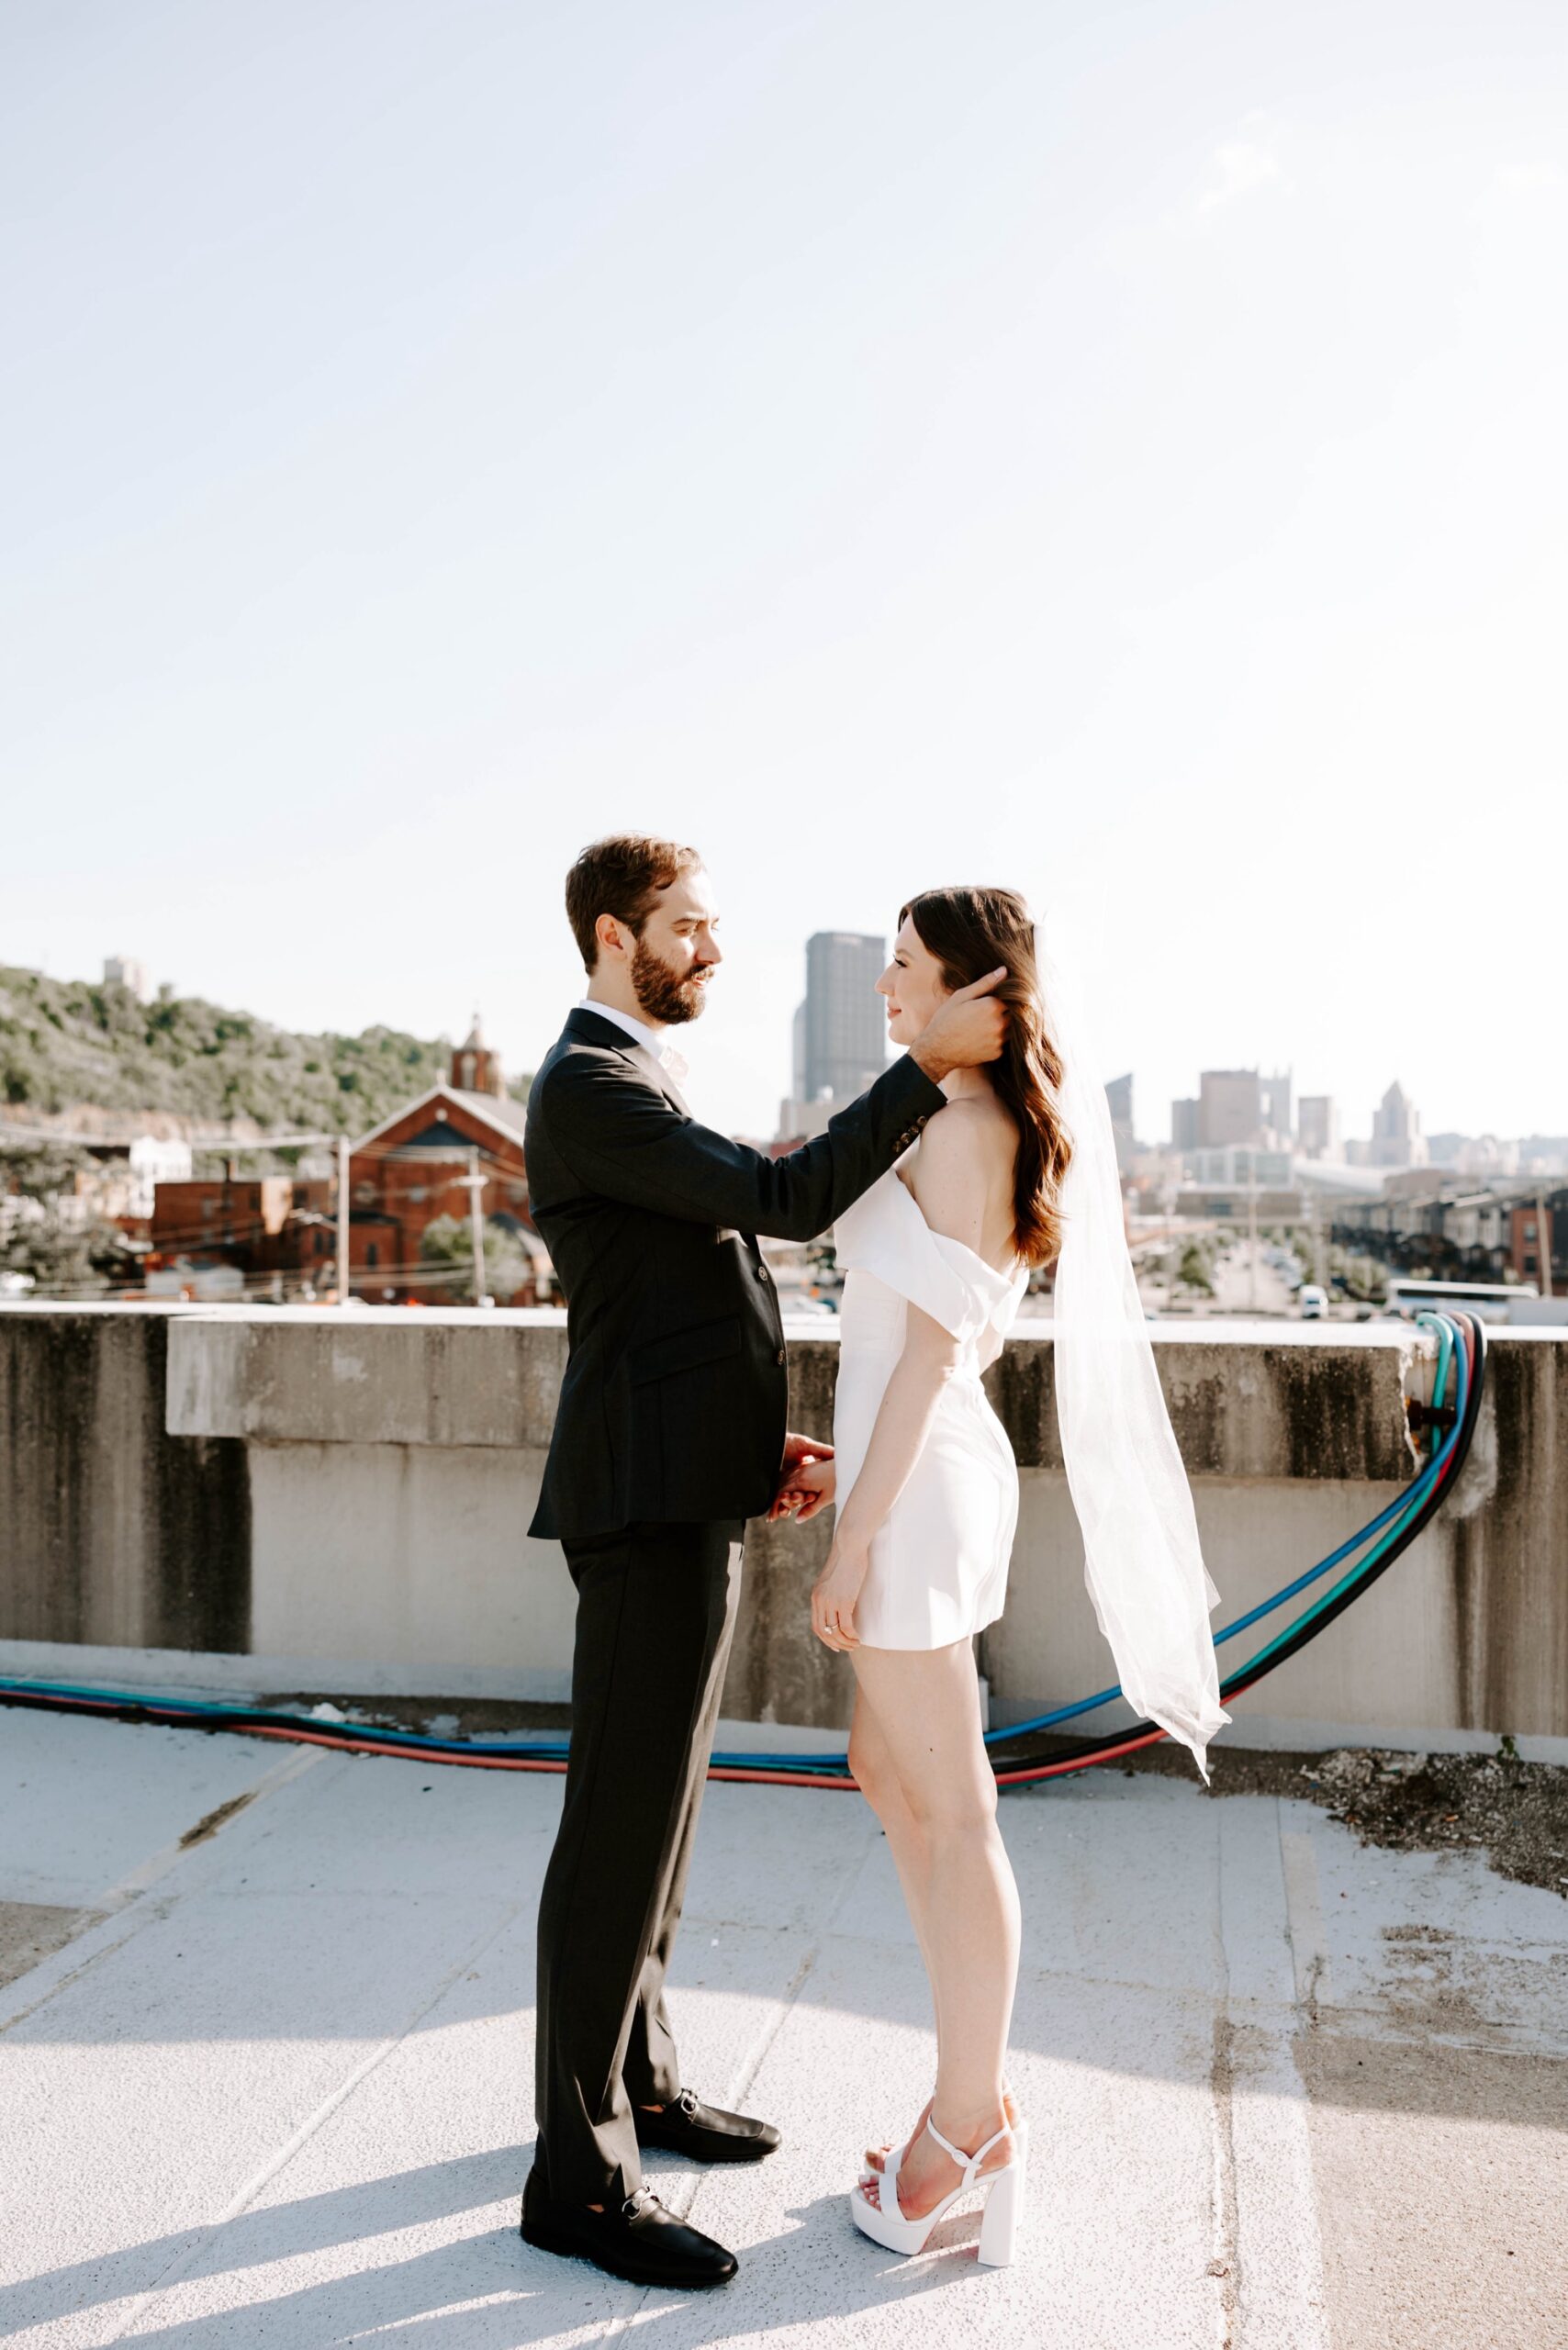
[627,1314,743,1386]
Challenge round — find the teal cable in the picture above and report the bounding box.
[1231,1315,1464,1684]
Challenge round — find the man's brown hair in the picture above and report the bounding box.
[564,834,703,974]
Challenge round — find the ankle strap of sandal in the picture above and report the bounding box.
[924,2113,1012,2182]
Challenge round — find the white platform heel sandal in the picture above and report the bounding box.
[848,2111,1026,2266]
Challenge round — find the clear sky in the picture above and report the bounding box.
[4,0,1563,1143]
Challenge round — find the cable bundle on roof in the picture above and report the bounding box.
[0,1314,1484,1789]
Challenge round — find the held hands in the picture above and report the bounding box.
[767,1431,836,1523]
[811,1537,868,1651]
[910,967,1009,1082]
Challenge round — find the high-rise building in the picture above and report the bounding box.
[1370,1080,1427,1169]
[1297,1095,1340,1160]
[1171,1097,1201,1153]
[1261,1070,1293,1144]
[800,932,887,1103]
[1105,1074,1136,1170]
[1199,1069,1263,1148]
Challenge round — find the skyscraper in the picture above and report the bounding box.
[1297,1096,1339,1159]
[1261,1070,1293,1144]
[1371,1081,1427,1168]
[800,931,887,1102]
[1199,1069,1263,1148]
[1105,1073,1136,1170]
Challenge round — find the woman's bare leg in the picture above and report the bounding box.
[847,1686,937,2167]
[852,1686,1015,2173]
[850,1639,1022,2219]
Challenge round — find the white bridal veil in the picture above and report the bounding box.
[1039,932,1229,1777]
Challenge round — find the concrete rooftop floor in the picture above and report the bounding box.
[3,1709,1567,2350]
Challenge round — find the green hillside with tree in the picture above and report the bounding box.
[0,963,480,1136]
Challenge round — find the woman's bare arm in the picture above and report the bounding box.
[811,1107,995,1649]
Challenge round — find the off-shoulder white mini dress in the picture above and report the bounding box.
[831,1148,1029,1650]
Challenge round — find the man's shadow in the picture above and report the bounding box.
[13,2141,1004,2347]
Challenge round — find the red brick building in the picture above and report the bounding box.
[348,1019,543,1304]
[149,1176,295,1292]
[1510,1197,1560,1292]
[146,1019,550,1304]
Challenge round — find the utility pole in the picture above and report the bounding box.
[1537,1191,1553,1299]
[1307,1186,1328,1290]
[461,1149,489,1305]
[336,1136,351,1306]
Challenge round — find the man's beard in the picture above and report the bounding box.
[631,938,712,1026]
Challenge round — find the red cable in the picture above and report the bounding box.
[241,1723,568,1771]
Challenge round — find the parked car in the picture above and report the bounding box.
[1298,1284,1329,1320]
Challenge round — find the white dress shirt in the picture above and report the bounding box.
[576,997,690,1086]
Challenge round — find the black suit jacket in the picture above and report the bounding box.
[524,1007,946,1539]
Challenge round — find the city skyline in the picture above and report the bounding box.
[6,942,1562,1169]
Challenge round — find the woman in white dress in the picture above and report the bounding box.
[779,885,1227,2264]
[777,885,1070,2266]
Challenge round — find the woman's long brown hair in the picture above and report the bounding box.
[901,886,1072,1268]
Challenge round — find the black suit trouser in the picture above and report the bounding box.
[533,1517,745,2207]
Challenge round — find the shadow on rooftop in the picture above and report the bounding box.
[6,2143,1002,2344]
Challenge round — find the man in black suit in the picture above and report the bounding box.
[520,835,1006,2288]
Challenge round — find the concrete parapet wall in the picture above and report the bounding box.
[0,1307,249,1656]
[2,1302,1564,1748]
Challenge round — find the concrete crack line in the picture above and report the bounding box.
[0,1907,164,2042]
[103,1895,529,2344]
[1213,1799,1334,2350]
[1207,2009,1243,2350]
[731,1942,822,2119]
[1226,1804,1330,2350]
[98,1744,332,1913]
[1280,1830,1332,2020]
[1207,1830,1241,2350]
[704,1830,881,2150]
[0,1746,332,2041]
[654,1939,822,2243]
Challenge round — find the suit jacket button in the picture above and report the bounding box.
[756,1262,770,1282]
[775,1346,786,1366]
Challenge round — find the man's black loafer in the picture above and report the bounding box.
[520,2167,737,2288]
[635,2087,782,2164]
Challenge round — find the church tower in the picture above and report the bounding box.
[451,1013,506,1100]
